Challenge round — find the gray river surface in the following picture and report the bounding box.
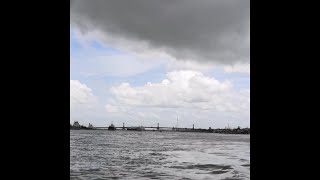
[70,130,250,180]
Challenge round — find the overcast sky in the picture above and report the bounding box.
[70,0,250,129]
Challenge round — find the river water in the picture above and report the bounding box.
[70,130,250,180]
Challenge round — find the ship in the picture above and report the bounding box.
[70,121,81,130]
[108,122,116,130]
[127,126,145,131]
[70,121,90,130]
[88,123,95,129]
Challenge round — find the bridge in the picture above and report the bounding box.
[94,126,172,130]
[94,123,197,130]
[94,123,172,130]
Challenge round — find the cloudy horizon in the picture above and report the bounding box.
[70,0,250,129]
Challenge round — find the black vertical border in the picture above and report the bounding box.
[2,1,71,179]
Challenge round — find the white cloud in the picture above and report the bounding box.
[70,80,95,105]
[70,80,97,123]
[106,70,249,115]
[103,70,249,128]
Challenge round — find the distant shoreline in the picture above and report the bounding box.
[70,128,250,134]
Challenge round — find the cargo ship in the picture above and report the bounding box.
[108,122,116,130]
[70,121,90,130]
[127,126,145,131]
[70,121,81,130]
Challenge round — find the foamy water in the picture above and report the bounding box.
[70,130,250,180]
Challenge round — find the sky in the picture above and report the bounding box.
[70,0,250,129]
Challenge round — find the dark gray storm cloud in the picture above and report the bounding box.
[71,0,250,64]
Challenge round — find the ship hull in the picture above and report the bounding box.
[127,127,145,131]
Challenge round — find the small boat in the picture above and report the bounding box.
[108,122,116,130]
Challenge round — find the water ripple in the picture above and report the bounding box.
[71,130,250,180]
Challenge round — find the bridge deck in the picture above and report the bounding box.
[95,127,172,129]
